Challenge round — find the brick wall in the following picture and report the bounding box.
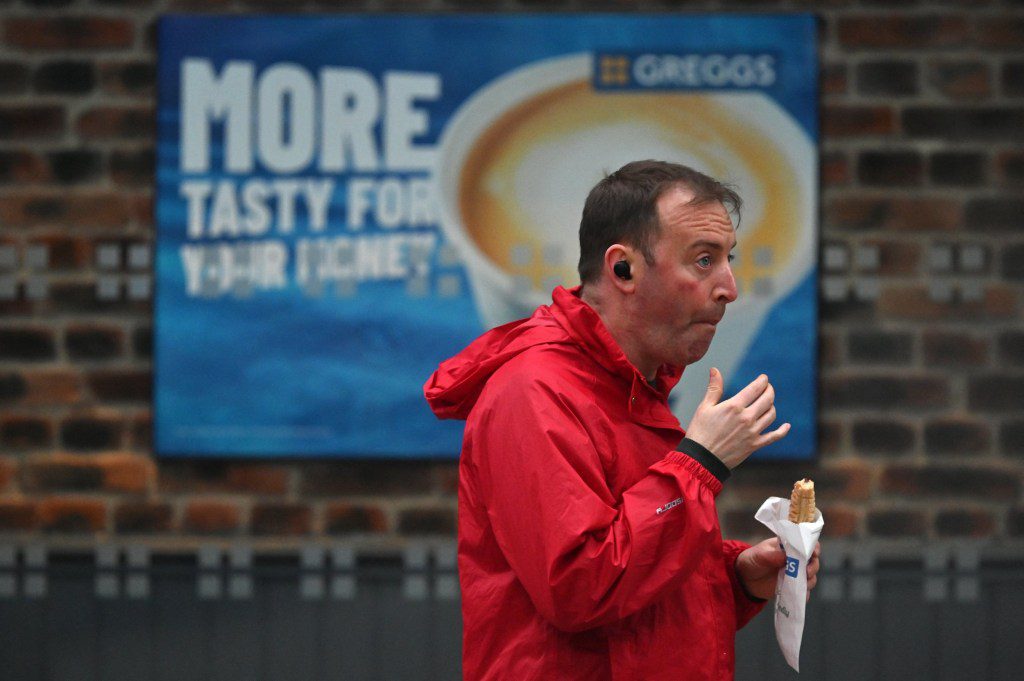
[0,0,1021,546]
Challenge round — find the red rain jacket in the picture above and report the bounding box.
[425,286,765,680]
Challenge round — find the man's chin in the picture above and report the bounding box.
[678,339,714,367]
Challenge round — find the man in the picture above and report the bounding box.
[424,160,820,680]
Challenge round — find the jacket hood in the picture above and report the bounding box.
[424,286,682,420]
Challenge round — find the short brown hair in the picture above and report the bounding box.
[577,160,742,284]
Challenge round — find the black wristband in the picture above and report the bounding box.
[676,437,731,483]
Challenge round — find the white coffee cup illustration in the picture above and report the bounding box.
[435,53,816,422]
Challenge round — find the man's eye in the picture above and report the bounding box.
[728,254,735,263]
[698,256,712,267]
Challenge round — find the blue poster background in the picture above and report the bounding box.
[156,15,817,459]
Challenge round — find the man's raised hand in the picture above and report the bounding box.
[684,368,790,470]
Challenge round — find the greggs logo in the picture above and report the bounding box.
[595,52,778,91]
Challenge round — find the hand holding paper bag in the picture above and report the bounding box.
[755,489,824,673]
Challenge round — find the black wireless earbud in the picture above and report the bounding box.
[613,260,632,280]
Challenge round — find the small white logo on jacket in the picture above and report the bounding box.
[656,497,683,515]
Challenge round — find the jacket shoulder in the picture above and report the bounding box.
[479,342,598,407]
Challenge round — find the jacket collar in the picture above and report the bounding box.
[548,286,684,430]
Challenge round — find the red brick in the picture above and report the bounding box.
[821,62,847,96]
[65,325,125,361]
[726,459,871,503]
[38,497,107,532]
[856,60,918,96]
[0,372,29,402]
[0,500,38,530]
[878,286,1017,321]
[110,149,155,188]
[23,453,102,491]
[930,151,987,187]
[434,462,459,495]
[966,197,1024,232]
[922,331,989,367]
[821,505,861,538]
[29,235,91,269]
[847,330,913,365]
[0,457,16,491]
[822,105,896,137]
[114,501,173,533]
[49,282,149,315]
[397,505,456,535]
[858,150,924,187]
[127,193,154,229]
[0,61,30,95]
[168,0,234,8]
[325,502,388,535]
[0,149,49,182]
[997,150,1024,185]
[0,192,132,229]
[301,461,435,496]
[976,17,1024,50]
[904,107,1024,141]
[21,370,82,406]
[935,508,996,537]
[0,105,64,140]
[226,464,290,495]
[98,60,155,97]
[822,374,949,410]
[928,61,991,100]
[819,331,841,368]
[98,453,153,493]
[3,18,134,50]
[251,503,311,536]
[184,500,242,535]
[852,419,916,456]
[48,149,102,185]
[838,16,969,49]
[130,412,151,450]
[76,106,154,140]
[821,151,849,187]
[87,369,151,402]
[827,197,962,232]
[60,414,123,450]
[0,327,56,361]
[1000,331,1024,366]
[0,417,51,448]
[880,464,1019,500]
[861,239,921,275]
[817,419,843,457]
[1000,420,1024,457]
[866,508,926,537]
[968,375,1024,413]
[1009,507,1024,537]
[34,60,95,96]
[721,509,768,541]
[924,418,991,456]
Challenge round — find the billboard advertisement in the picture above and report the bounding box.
[156,15,818,458]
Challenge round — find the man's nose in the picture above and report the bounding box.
[716,264,739,304]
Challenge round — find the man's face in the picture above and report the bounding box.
[631,186,738,370]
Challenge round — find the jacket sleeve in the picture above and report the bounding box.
[721,539,768,630]
[471,368,728,632]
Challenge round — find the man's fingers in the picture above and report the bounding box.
[753,406,777,433]
[732,374,769,408]
[748,381,775,417]
[756,422,791,448]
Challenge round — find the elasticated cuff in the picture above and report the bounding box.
[675,438,730,484]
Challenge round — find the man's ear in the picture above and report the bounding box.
[604,244,637,293]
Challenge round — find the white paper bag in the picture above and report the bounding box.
[754,496,824,673]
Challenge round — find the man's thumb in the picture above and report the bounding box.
[703,367,723,405]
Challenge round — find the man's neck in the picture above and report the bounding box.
[580,284,659,382]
